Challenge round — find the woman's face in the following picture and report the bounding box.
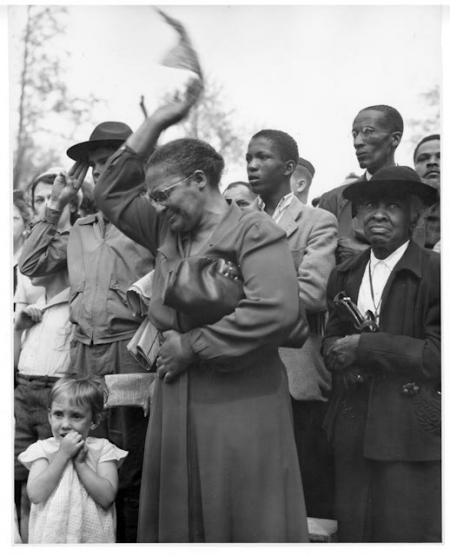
[13,205,25,248]
[146,164,205,233]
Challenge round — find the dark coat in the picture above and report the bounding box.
[323,241,440,461]
[318,177,370,262]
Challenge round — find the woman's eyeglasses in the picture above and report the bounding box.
[149,173,194,205]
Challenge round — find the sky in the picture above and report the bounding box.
[8,3,441,199]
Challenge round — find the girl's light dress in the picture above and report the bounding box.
[18,437,127,543]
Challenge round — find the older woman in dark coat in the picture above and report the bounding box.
[323,166,440,542]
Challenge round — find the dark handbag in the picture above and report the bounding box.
[163,255,244,326]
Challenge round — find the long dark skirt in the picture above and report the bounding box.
[137,354,309,542]
[332,387,441,542]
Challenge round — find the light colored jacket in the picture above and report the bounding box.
[19,210,154,345]
[277,197,338,400]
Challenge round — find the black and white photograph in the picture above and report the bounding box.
[6,1,444,546]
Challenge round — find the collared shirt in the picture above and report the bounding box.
[357,240,410,323]
[259,192,294,224]
[18,287,73,377]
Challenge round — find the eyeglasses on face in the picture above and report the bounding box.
[351,127,378,140]
[148,173,195,205]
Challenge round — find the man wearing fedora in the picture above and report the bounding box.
[322,166,440,542]
[318,105,404,263]
[19,122,154,542]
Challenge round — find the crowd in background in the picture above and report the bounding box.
[13,90,441,544]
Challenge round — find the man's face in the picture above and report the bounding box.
[88,146,116,185]
[356,195,412,255]
[352,109,400,173]
[246,137,290,198]
[33,179,72,229]
[414,139,440,190]
[146,163,205,233]
[33,181,54,219]
[223,184,257,209]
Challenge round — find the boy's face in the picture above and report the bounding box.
[246,137,291,198]
[88,146,116,185]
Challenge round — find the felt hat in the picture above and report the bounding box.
[67,121,132,161]
[343,165,437,208]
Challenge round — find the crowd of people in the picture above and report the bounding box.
[13,79,441,543]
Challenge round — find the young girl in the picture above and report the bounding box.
[18,376,127,543]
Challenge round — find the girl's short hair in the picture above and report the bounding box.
[49,376,108,421]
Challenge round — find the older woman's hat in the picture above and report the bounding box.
[343,165,437,207]
[67,121,133,162]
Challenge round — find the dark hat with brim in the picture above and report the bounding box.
[343,165,437,208]
[67,121,133,161]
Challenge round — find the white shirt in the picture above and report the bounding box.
[14,246,44,309]
[357,241,410,324]
[18,287,73,377]
[258,192,294,224]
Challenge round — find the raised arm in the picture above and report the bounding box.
[19,164,87,277]
[19,213,69,277]
[94,80,203,254]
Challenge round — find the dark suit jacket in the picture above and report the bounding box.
[323,241,440,461]
[318,176,370,262]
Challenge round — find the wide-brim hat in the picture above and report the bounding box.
[67,121,133,161]
[343,165,437,208]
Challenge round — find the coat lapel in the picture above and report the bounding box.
[277,197,303,238]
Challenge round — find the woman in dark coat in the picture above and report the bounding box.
[322,166,440,542]
[93,88,309,542]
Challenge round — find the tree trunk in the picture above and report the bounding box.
[13,5,32,191]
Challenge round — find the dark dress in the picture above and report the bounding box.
[95,146,309,542]
[323,242,441,542]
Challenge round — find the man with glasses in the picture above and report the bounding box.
[318,105,403,262]
[19,122,154,542]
